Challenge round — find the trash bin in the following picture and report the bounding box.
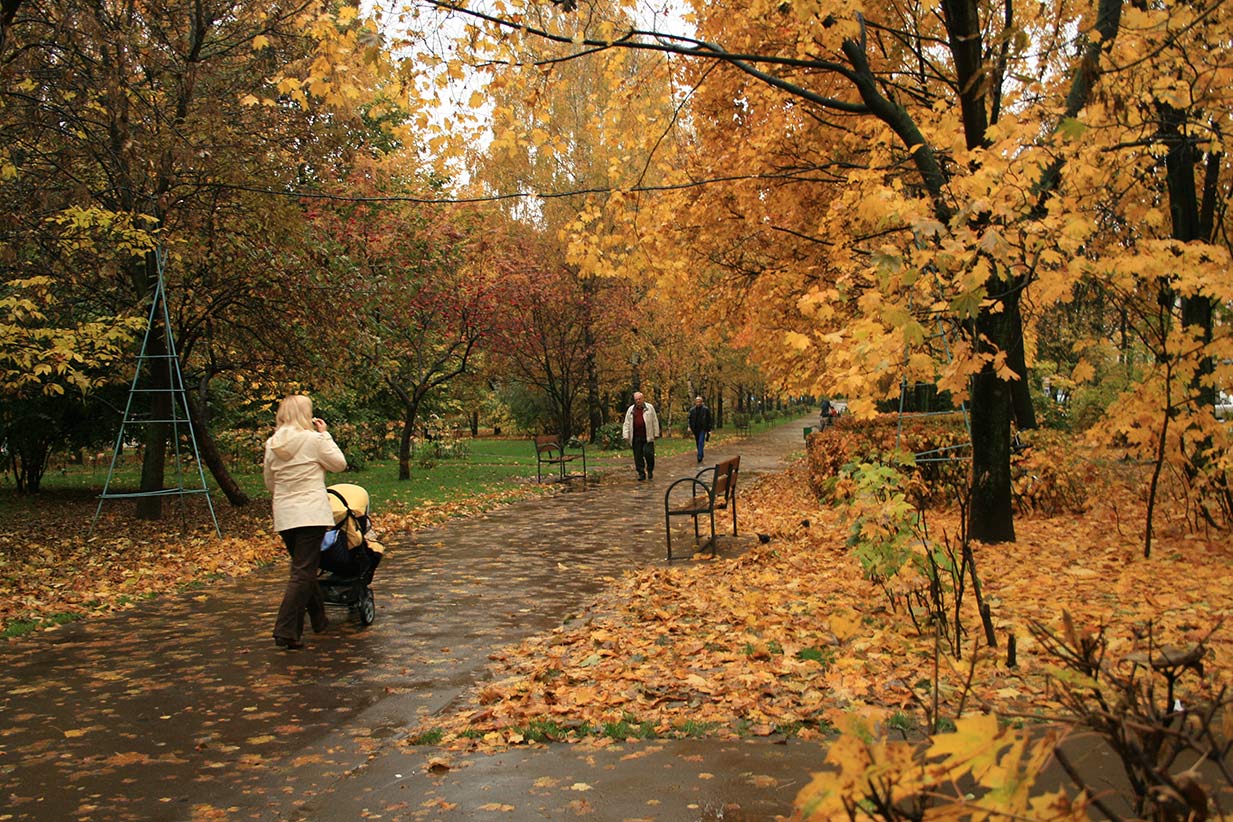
[803,426,813,439]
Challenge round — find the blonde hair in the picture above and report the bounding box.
[275,395,314,431]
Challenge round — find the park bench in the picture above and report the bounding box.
[663,455,740,561]
[533,434,587,483]
[734,415,751,436]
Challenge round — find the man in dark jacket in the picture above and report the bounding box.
[687,396,713,464]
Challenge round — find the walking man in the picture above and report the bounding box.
[687,396,713,464]
[622,391,661,481]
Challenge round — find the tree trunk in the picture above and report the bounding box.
[398,401,419,480]
[137,313,170,520]
[1162,103,1217,407]
[185,391,249,506]
[1007,294,1037,430]
[582,281,603,441]
[12,436,50,494]
[558,390,573,443]
[967,292,1017,543]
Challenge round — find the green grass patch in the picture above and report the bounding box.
[179,572,224,592]
[888,711,914,734]
[773,721,809,737]
[519,718,577,743]
[3,415,808,517]
[599,714,657,740]
[795,646,834,666]
[500,713,660,743]
[672,719,722,738]
[115,592,158,606]
[406,728,445,745]
[744,639,786,656]
[2,612,82,639]
[5,433,656,518]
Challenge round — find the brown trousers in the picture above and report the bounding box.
[273,525,327,642]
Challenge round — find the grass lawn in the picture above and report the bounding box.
[0,410,802,519]
[0,433,712,516]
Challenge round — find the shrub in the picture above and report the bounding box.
[594,423,625,450]
[806,414,969,508]
[1010,429,1093,515]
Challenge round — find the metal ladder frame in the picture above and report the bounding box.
[90,247,221,537]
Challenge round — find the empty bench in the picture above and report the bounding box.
[663,455,740,561]
[533,434,587,483]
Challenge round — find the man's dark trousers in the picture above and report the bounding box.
[633,437,655,479]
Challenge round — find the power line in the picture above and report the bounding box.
[207,170,840,205]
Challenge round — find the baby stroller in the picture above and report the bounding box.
[318,483,385,627]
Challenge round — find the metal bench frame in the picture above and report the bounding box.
[663,455,740,560]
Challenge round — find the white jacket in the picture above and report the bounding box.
[263,426,347,532]
[622,402,661,442]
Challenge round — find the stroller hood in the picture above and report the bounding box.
[328,483,369,523]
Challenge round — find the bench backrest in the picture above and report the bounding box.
[534,434,560,454]
[711,456,739,502]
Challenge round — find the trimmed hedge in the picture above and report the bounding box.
[806,415,1091,515]
[806,413,971,509]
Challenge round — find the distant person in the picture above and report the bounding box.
[687,396,713,464]
[820,398,833,429]
[622,391,661,481]
[263,394,347,650]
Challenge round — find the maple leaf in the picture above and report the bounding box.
[926,713,1006,781]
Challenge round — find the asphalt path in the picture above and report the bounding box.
[0,416,822,822]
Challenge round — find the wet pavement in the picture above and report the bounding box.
[0,417,826,821]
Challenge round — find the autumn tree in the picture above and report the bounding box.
[483,223,594,441]
[434,0,688,438]
[0,0,410,512]
[307,163,500,480]
[0,263,145,492]
[1054,2,1233,549]
[420,0,1138,542]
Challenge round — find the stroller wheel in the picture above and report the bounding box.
[359,587,376,627]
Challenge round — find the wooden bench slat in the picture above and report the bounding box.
[533,434,587,483]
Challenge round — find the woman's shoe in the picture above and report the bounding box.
[274,637,305,650]
[311,615,329,634]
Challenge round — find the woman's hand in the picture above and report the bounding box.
[312,417,328,433]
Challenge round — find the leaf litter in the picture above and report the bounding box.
[406,459,1233,751]
[0,483,551,632]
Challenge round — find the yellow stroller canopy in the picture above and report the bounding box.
[327,483,369,524]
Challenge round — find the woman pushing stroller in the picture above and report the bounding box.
[263,395,346,651]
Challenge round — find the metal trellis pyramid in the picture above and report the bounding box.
[90,247,221,537]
